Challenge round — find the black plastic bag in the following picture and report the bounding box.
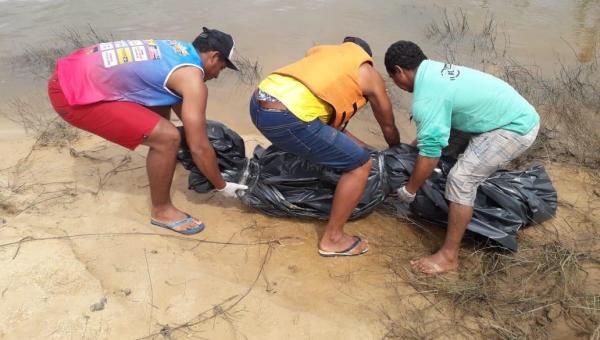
[178,121,557,251]
[382,145,557,250]
[177,122,247,192]
[239,145,389,220]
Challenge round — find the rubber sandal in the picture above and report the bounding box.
[318,236,368,257]
[150,214,205,235]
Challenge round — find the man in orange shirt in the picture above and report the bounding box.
[250,37,400,256]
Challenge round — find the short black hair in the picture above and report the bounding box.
[343,36,373,57]
[384,40,427,75]
[192,34,217,53]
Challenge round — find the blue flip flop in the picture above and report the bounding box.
[318,236,369,257]
[150,214,205,235]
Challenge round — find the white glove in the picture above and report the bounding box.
[396,186,416,204]
[217,182,248,198]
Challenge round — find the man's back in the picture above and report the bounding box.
[57,39,203,107]
[412,59,539,136]
[269,42,372,128]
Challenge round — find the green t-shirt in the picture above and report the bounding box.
[412,60,539,158]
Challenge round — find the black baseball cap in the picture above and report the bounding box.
[194,27,239,71]
[343,36,373,57]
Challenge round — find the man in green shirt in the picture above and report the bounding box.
[384,40,540,274]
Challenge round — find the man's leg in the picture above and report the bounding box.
[411,202,472,273]
[251,91,371,254]
[143,118,202,232]
[411,125,539,274]
[319,158,372,254]
[303,125,371,254]
[252,103,370,254]
[410,139,487,274]
[49,77,200,232]
[411,129,473,273]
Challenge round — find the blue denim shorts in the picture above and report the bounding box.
[249,94,370,172]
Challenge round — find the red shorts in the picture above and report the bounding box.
[47,70,161,150]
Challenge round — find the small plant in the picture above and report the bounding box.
[384,240,599,339]
[10,25,113,79]
[424,8,600,168]
[0,97,79,148]
[233,54,263,86]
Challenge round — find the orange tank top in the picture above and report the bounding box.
[272,42,372,129]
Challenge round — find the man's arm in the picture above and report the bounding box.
[359,63,401,147]
[166,66,226,190]
[405,155,438,193]
[404,98,452,194]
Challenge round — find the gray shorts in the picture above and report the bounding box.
[445,124,539,206]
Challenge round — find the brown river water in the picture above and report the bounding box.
[0,0,598,137]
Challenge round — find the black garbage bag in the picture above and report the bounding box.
[177,121,390,219]
[239,145,390,220]
[178,121,557,251]
[383,145,557,250]
[177,122,247,192]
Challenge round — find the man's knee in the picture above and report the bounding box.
[161,126,181,149]
[445,166,478,207]
[146,120,180,150]
[350,158,372,175]
[361,158,373,170]
[446,167,464,191]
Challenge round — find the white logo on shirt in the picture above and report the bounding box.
[441,63,461,80]
[99,42,114,51]
[132,46,148,61]
[102,50,118,68]
[114,40,129,48]
[127,40,144,46]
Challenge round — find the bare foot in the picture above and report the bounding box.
[152,206,203,232]
[319,234,369,256]
[410,251,458,274]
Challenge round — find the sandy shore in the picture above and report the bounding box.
[0,119,598,339]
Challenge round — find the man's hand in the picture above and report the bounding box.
[406,155,439,193]
[216,182,249,198]
[396,185,416,204]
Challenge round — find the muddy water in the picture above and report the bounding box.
[0,0,599,137]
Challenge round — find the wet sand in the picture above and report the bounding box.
[1,118,598,339]
[0,122,420,339]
